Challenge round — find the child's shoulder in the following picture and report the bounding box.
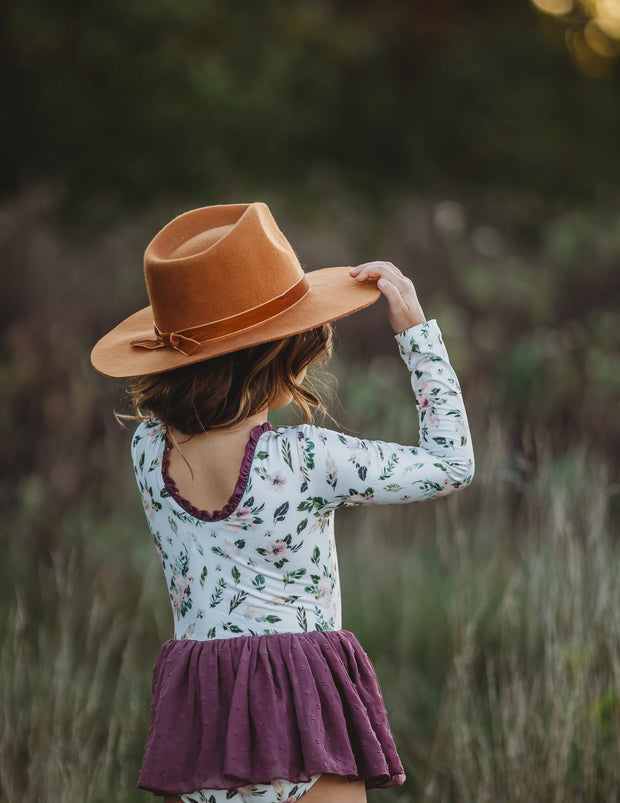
[270,422,356,452]
[130,417,165,460]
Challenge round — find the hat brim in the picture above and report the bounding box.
[91,266,381,378]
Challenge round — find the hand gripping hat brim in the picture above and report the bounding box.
[91,202,381,378]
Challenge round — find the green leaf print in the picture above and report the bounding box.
[235,538,245,549]
[281,594,300,604]
[297,518,308,534]
[419,480,445,495]
[297,497,328,513]
[200,566,208,589]
[231,565,240,584]
[281,439,293,471]
[303,439,315,469]
[433,436,455,447]
[313,606,328,631]
[311,546,320,565]
[273,501,289,522]
[229,590,248,613]
[283,568,306,587]
[209,577,227,607]
[384,482,404,492]
[223,622,243,634]
[297,606,308,632]
[256,450,269,459]
[378,454,399,480]
[252,574,266,592]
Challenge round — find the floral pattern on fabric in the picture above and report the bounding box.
[131,318,474,801]
[179,774,321,803]
[131,319,473,643]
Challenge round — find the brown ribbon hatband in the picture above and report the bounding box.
[131,275,310,356]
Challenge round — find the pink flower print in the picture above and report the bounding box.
[264,539,293,562]
[221,539,240,558]
[268,471,287,492]
[346,491,374,504]
[243,604,263,620]
[170,569,193,614]
[143,489,157,522]
[181,622,196,639]
[317,576,333,608]
[223,506,256,532]
[234,784,257,799]
[418,395,433,410]
[170,584,183,614]
[436,478,453,496]
[350,445,371,469]
[272,782,297,803]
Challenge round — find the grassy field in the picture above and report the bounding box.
[1,414,618,802]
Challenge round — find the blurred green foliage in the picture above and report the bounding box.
[3,0,620,215]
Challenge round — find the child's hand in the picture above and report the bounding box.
[349,261,426,334]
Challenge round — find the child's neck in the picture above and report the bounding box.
[168,408,270,444]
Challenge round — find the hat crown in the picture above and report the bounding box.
[145,203,304,333]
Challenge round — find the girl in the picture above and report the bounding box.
[91,202,474,803]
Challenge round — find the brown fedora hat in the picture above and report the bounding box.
[91,202,381,378]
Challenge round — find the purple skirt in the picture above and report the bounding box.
[137,629,405,796]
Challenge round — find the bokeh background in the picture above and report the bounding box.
[2,1,620,800]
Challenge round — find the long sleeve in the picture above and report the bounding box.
[293,318,474,510]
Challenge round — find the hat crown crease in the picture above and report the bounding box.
[144,202,304,334]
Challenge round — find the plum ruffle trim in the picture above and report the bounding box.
[161,421,275,522]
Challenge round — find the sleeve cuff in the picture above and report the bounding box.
[394,319,449,366]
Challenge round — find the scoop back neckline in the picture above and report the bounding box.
[160,421,275,522]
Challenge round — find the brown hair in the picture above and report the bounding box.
[125,324,333,434]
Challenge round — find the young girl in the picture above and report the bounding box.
[91,202,474,803]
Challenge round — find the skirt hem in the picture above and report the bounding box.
[138,629,405,794]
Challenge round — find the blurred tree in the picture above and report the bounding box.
[2,0,619,218]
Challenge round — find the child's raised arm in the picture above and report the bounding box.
[290,261,474,510]
[294,317,474,510]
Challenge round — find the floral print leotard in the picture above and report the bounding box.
[131,318,474,802]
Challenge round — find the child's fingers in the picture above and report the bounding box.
[376,277,412,332]
[350,261,426,332]
[350,261,404,280]
[350,261,409,293]
[351,261,415,304]
[376,276,404,307]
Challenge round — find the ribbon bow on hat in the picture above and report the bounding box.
[91,202,380,378]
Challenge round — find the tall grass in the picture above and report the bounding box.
[1,423,619,801]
